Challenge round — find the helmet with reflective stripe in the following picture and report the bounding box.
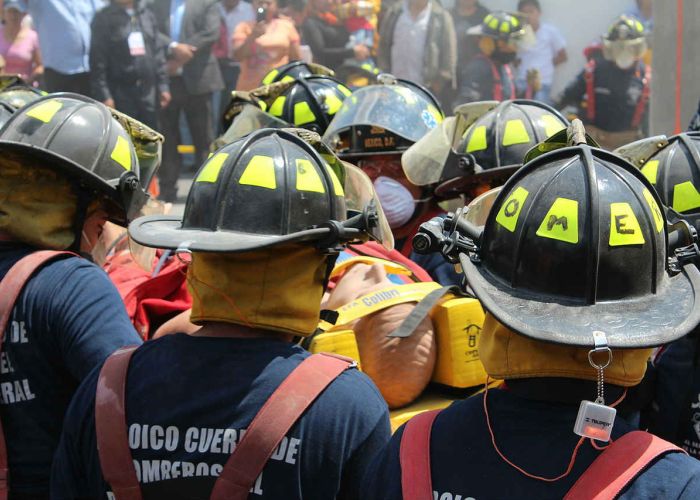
[129,128,394,253]
[0,93,145,224]
[267,75,352,134]
[468,11,527,42]
[639,132,700,232]
[462,131,700,348]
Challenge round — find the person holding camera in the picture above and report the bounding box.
[232,0,301,91]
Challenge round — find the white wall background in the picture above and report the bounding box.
[443,0,637,97]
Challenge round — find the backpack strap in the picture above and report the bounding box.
[399,409,441,500]
[210,353,354,499]
[584,59,597,123]
[564,430,685,500]
[0,250,74,500]
[95,346,142,500]
[631,63,651,129]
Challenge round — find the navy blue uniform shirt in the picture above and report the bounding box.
[365,387,700,500]
[0,244,142,496]
[51,334,391,499]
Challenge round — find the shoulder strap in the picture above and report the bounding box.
[564,430,685,500]
[210,353,353,500]
[95,346,142,500]
[400,409,441,500]
[476,54,503,102]
[0,250,73,500]
[631,63,651,129]
[584,59,597,123]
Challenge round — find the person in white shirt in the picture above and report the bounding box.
[515,0,566,104]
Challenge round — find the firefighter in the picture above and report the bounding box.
[365,122,700,499]
[321,74,458,284]
[557,15,650,150]
[455,11,527,105]
[51,128,392,499]
[619,132,700,459]
[0,94,147,498]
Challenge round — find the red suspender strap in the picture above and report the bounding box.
[585,59,597,123]
[503,64,515,101]
[399,409,441,500]
[0,250,73,500]
[210,353,353,500]
[95,346,142,500]
[631,63,652,129]
[564,431,685,500]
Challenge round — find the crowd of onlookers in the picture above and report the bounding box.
[0,0,653,201]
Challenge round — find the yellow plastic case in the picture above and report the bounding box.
[389,392,457,432]
[306,329,361,369]
[430,297,489,389]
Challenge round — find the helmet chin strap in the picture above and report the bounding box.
[68,184,92,254]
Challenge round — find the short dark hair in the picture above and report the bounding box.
[517,0,541,11]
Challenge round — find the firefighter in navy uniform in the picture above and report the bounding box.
[0,94,146,498]
[617,132,700,460]
[365,123,700,499]
[51,129,392,499]
[455,11,526,105]
[558,16,650,150]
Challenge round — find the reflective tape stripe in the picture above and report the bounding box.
[239,155,277,189]
[262,69,279,85]
[325,165,344,196]
[338,85,352,97]
[466,125,487,153]
[296,159,326,193]
[110,135,133,171]
[196,153,229,183]
[640,160,659,184]
[536,197,579,244]
[495,186,529,232]
[609,203,645,246]
[673,181,700,213]
[25,99,63,123]
[541,114,566,138]
[294,101,316,125]
[502,119,531,146]
[643,188,664,233]
[281,75,296,83]
[324,93,344,116]
[269,96,286,117]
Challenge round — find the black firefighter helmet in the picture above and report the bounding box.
[322,74,444,160]
[402,99,569,200]
[459,132,700,348]
[0,93,145,224]
[130,128,393,252]
[260,60,335,85]
[266,75,353,134]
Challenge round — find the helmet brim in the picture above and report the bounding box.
[463,256,700,348]
[129,215,335,253]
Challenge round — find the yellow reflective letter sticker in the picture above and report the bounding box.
[643,188,664,233]
[609,203,645,246]
[502,119,530,146]
[196,153,229,183]
[673,181,700,213]
[239,155,276,189]
[262,69,279,85]
[110,136,133,171]
[540,114,566,138]
[466,125,487,153]
[296,159,326,193]
[495,186,529,232]
[640,160,659,184]
[325,165,344,196]
[25,99,63,123]
[269,96,286,117]
[294,101,316,125]
[536,198,579,244]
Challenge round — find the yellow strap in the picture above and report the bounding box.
[328,282,442,329]
[329,256,413,279]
